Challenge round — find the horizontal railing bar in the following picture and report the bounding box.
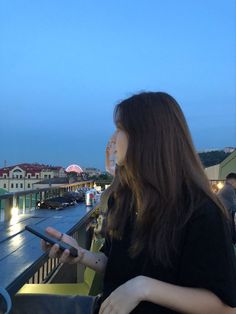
[0,180,94,200]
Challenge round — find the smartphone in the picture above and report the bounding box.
[25,224,78,257]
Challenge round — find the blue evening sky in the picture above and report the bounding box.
[0,0,235,170]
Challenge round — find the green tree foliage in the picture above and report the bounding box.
[97,173,113,180]
[66,171,80,183]
[198,151,231,167]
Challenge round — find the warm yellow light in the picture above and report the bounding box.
[10,207,19,224]
[11,207,19,217]
[217,182,224,190]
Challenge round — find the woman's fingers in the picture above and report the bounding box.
[99,300,113,314]
[45,226,79,248]
[59,249,71,263]
[40,240,48,252]
[41,227,84,264]
[48,244,60,258]
[45,226,62,239]
[41,240,55,254]
[42,241,85,264]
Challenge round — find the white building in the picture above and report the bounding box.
[0,163,66,192]
[205,164,220,180]
[224,147,235,154]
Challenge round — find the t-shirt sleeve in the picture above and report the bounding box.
[178,203,236,307]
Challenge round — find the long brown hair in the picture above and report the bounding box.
[107,92,228,267]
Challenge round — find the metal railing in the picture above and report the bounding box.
[0,180,95,222]
[27,230,85,284]
[27,257,60,284]
[25,225,89,285]
[4,204,97,296]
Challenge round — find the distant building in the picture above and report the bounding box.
[0,163,66,192]
[83,167,102,177]
[219,150,236,179]
[33,177,70,189]
[224,147,235,154]
[198,148,220,153]
[205,164,220,181]
[198,147,235,154]
[205,150,236,180]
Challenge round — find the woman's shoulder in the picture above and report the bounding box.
[185,195,231,242]
[190,196,226,224]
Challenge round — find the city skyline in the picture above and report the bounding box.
[0,0,235,170]
[1,146,235,172]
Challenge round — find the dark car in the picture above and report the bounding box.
[63,191,84,203]
[37,196,74,210]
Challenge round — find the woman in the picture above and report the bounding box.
[44,92,236,313]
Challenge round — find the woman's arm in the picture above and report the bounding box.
[140,276,235,314]
[41,227,108,273]
[99,276,235,314]
[47,241,108,273]
[78,250,108,273]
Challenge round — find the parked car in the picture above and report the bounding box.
[63,191,84,202]
[37,196,75,210]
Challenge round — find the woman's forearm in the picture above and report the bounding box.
[139,276,235,314]
[80,250,107,273]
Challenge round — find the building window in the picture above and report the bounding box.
[16,183,18,188]
[11,183,14,188]
[20,183,23,188]
[28,183,31,188]
[27,174,31,178]
[3,184,6,188]
[16,175,18,179]
[3,174,7,178]
[20,175,22,179]
[36,174,39,179]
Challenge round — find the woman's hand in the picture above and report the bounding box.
[99,276,145,314]
[41,226,86,264]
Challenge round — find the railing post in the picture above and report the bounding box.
[34,193,37,209]
[29,194,32,210]
[0,200,3,221]
[4,197,13,221]
[13,194,19,208]
[22,195,26,214]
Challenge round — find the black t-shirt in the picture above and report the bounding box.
[100,197,236,313]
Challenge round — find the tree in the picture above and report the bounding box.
[198,151,231,168]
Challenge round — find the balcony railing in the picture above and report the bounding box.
[0,185,99,298]
[0,180,95,222]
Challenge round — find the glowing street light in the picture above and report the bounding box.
[217,182,224,190]
[11,207,19,217]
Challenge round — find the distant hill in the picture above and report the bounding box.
[198,151,231,167]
